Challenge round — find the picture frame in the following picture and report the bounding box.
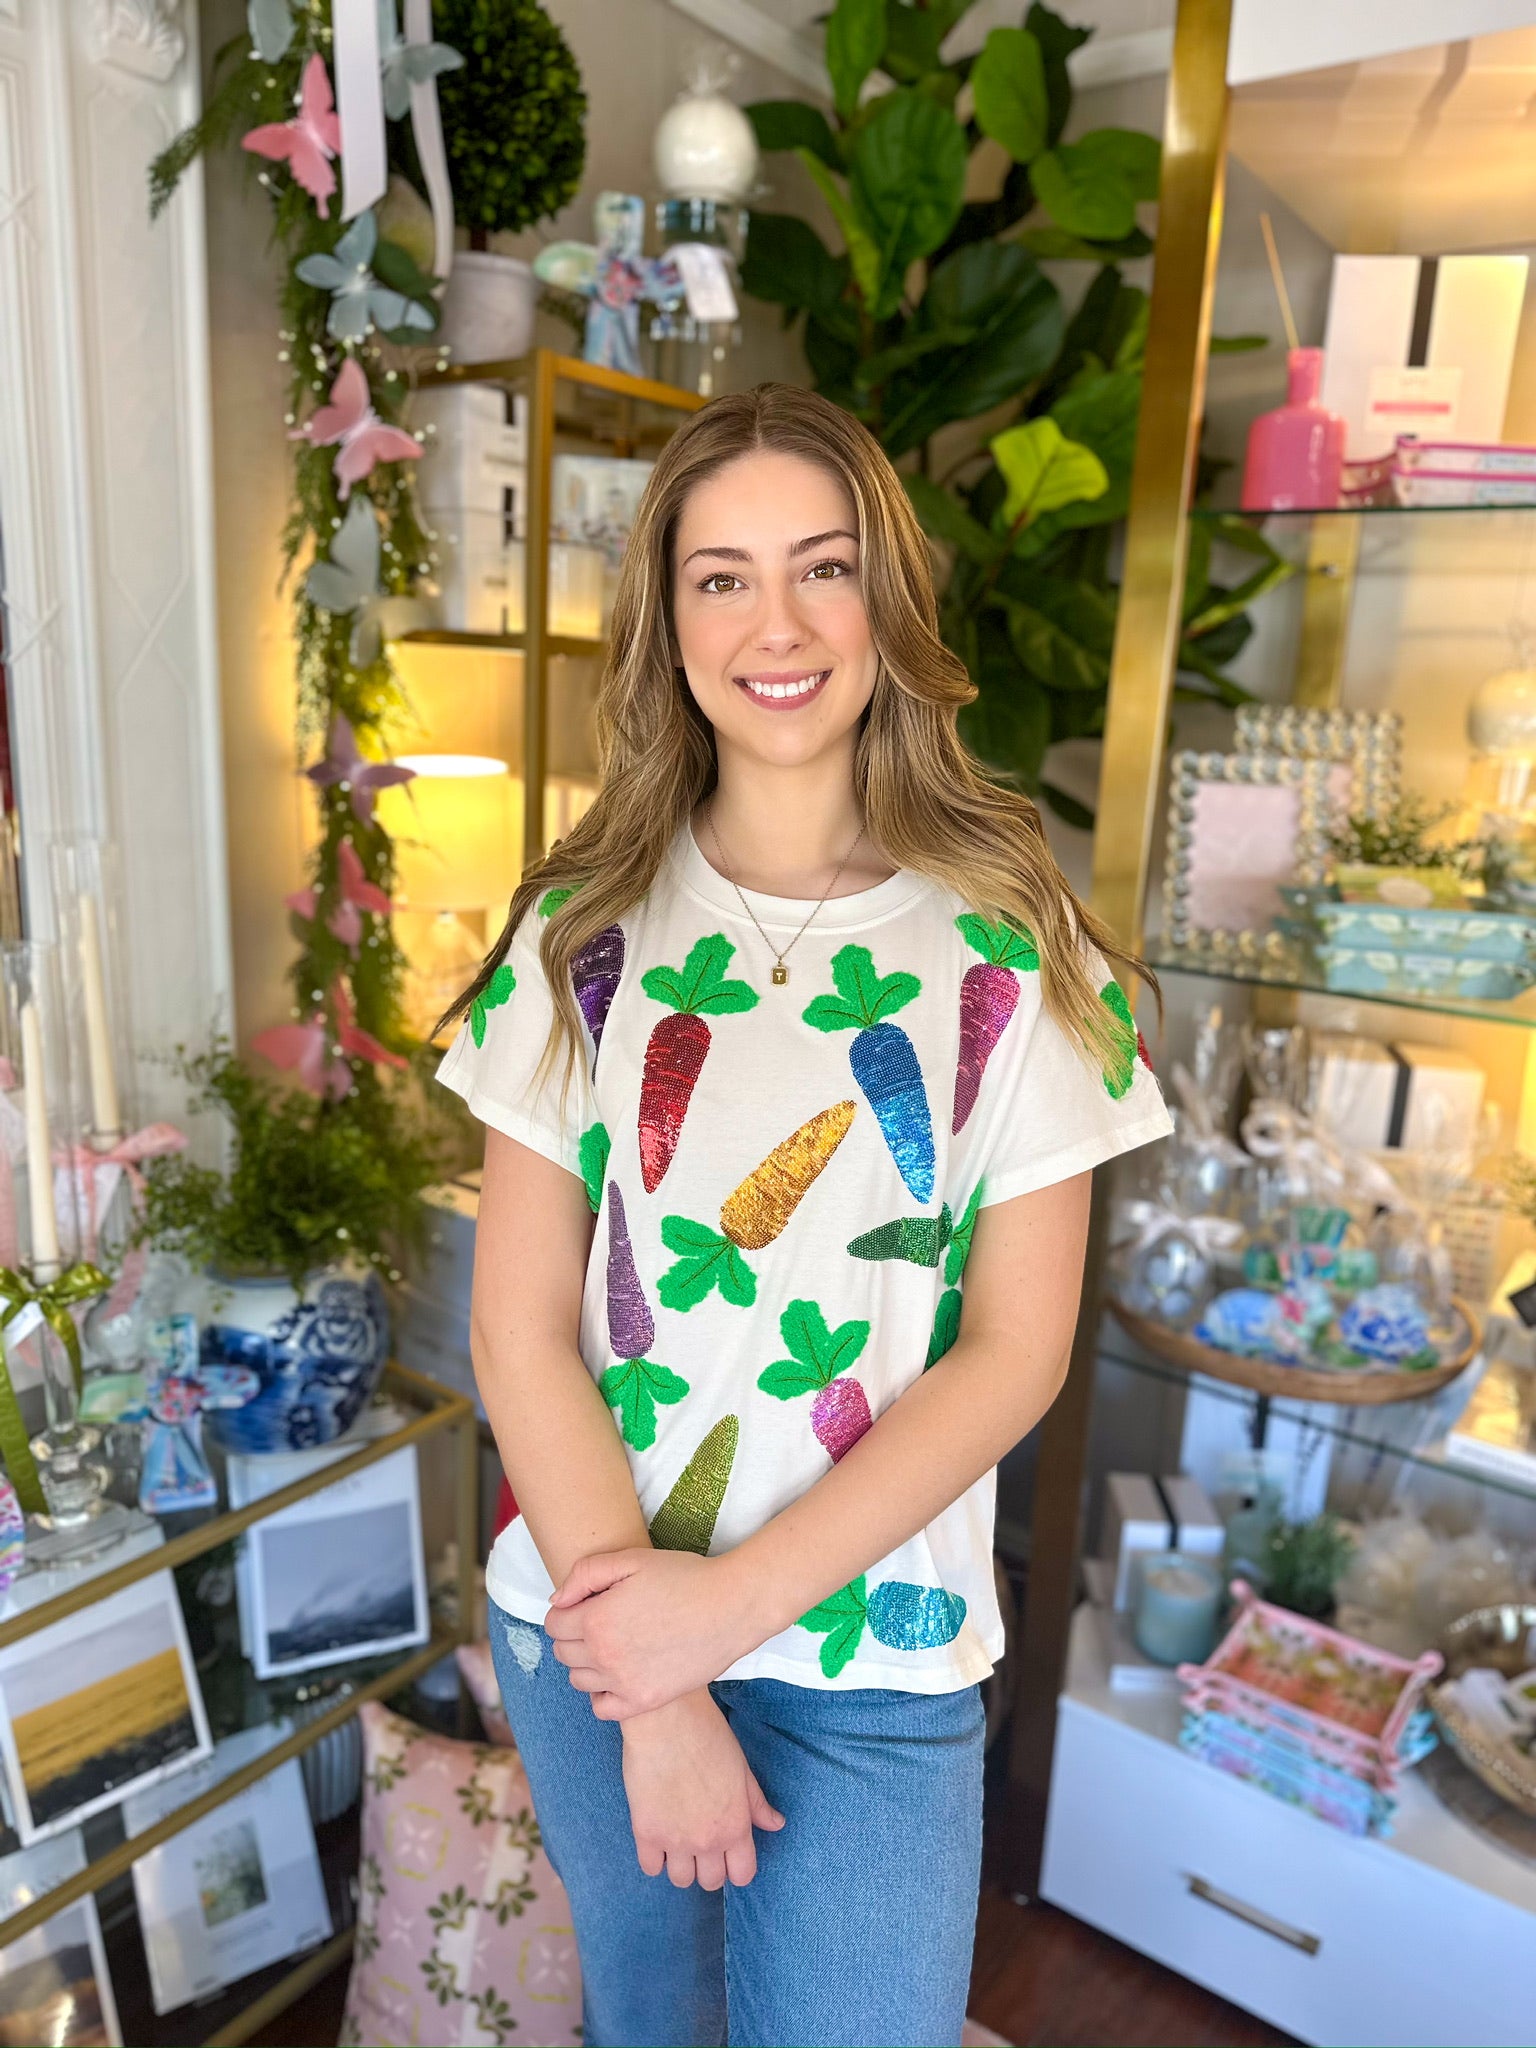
[1162,750,1334,956]
[0,1571,211,1847]
[1233,706,1401,822]
[124,1724,332,2017]
[233,1444,429,1682]
[0,1831,121,2046]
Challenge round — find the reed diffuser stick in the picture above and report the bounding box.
[1259,212,1299,353]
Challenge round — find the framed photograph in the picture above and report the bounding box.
[0,1572,210,1846]
[237,1444,428,1681]
[1162,750,1334,955]
[125,1724,332,2016]
[0,1831,121,2046]
[1233,706,1401,822]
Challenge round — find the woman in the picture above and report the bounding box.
[435,383,1170,2048]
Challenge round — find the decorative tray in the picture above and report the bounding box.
[1107,1295,1480,1406]
[1430,1604,1536,1821]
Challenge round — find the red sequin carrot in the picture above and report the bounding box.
[638,934,758,1192]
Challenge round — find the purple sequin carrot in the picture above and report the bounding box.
[573,925,625,1049]
[952,913,1038,1133]
[605,1183,653,1359]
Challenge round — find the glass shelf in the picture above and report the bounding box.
[1095,1322,1536,1509]
[1190,502,1536,575]
[1145,943,1536,1032]
[394,627,603,659]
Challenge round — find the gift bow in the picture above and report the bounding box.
[1169,1062,1248,1169]
[57,1123,188,1264]
[1112,1199,1245,1263]
[0,1259,112,1516]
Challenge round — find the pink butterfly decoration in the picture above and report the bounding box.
[294,359,421,500]
[305,713,415,826]
[286,838,393,950]
[241,53,342,218]
[252,976,407,1100]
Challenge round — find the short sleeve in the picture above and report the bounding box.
[971,959,1172,1209]
[434,911,597,1184]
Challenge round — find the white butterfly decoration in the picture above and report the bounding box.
[247,0,296,63]
[305,496,389,666]
[294,210,435,345]
[377,0,463,121]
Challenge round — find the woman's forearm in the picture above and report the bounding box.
[472,1320,651,1590]
[713,1324,1068,1647]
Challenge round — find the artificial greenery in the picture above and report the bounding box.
[741,0,1287,818]
[1259,1512,1356,1621]
[136,1043,444,1293]
[1329,793,1469,873]
[401,0,587,246]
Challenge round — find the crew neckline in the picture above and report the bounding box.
[669,815,926,930]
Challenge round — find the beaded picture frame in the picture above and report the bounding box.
[1162,750,1333,957]
[1233,706,1401,823]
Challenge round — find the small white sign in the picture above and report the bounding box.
[668,243,739,324]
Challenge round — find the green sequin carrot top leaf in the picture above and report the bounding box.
[600,1181,689,1449]
[638,934,758,1194]
[469,963,515,1048]
[1098,979,1149,1100]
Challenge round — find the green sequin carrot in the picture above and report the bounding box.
[847,1204,953,1267]
[648,1415,738,1554]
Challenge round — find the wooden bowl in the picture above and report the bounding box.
[1106,1296,1480,1407]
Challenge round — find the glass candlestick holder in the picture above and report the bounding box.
[17,1311,134,1563]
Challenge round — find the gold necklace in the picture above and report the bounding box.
[704,803,865,986]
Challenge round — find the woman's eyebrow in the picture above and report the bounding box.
[680,528,859,569]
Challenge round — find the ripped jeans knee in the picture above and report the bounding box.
[501,1617,545,1675]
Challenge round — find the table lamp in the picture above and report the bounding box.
[379,755,522,1039]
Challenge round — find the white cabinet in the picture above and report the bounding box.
[1041,1608,1536,2047]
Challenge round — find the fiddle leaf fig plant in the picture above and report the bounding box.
[742,0,1285,818]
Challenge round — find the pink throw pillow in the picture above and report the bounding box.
[341,1701,581,2047]
[457,1638,515,1748]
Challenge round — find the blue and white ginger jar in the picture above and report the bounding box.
[199,1264,389,1454]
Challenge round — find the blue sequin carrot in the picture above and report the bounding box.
[804,945,933,1200]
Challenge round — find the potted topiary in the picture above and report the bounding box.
[406,0,588,362]
[133,1044,446,1456]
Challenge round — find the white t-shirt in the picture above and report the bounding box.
[436,815,1171,1691]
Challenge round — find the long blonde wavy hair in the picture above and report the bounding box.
[437,381,1142,1110]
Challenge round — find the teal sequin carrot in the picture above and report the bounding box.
[796,1573,967,1677]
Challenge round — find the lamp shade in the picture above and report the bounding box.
[378,755,521,912]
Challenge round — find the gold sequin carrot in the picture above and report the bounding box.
[657,1101,856,1311]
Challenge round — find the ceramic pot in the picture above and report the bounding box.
[200,1263,389,1456]
[436,251,537,366]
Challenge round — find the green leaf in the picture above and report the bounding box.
[926,1287,963,1369]
[578,1122,610,1215]
[868,967,922,1022]
[1098,979,1139,1100]
[741,211,854,334]
[601,1359,688,1451]
[757,1357,829,1400]
[1031,128,1160,242]
[990,417,1108,527]
[819,1616,867,1678]
[1184,554,1294,636]
[880,242,1062,457]
[882,0,953,81]
[957,913,1037,971]
[373,235,440,301]
[798,1576,868,1628]
[666,931,759,1016]
[971,28,1048,163]
[904,474,1003,567]
[539,887,576,917]
[1015,224,1154,262]
[801,995,868,1034]
[1001,575,1115,693]
[847,89,968,315]
[747,99,841,169]
[826,0,887,122]
[657,1216,757,1311]
[1027,3,1091,145]
[855,328,971,393]
[1041,780,1096,830]
[945,1181,984,1283]
[1210,331,1267,353]
[796,149,886,313]
[468,961,516,1047]
[640,965,688,1010]
[779,1296,835,1374]
[1043,369,1142,530]
[830,943,884,1020]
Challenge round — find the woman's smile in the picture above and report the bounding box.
[733,667,832,709]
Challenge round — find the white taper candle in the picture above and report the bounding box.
[20,997,60,1273]
[78,892,122,1141]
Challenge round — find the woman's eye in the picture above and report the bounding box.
[808,558,852,580]
[699,572,740,594]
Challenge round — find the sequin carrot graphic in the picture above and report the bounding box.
[926,1181,982,1368]
[598,1183,688,1449]
[648,1414,738,1554]
[757,1298,872,1462]
[468,963,514,1047]
[953,913,1038,1132]
[796,1573,966,1678]
[638,934,758,1192]
[541,887,625,1050]
[1098,979,1153,1100]
[658,1101,856,1311]
[804,946,933,1200]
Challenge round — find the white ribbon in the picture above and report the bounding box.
[1240,1098,1410,1215]
[335,0,388,222]
[405,0,455,284]
[1111,1200,1245,1262]
[1169,1061,1247,1170]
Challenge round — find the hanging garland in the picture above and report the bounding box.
[152,1,460,1095]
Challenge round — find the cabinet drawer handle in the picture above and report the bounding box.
[1184,1874,1321,1955]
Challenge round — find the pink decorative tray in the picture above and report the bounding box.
[1178,1580,1442,1775]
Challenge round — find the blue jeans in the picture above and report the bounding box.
[487,1599,985,2048]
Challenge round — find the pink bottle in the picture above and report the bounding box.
[1240,347,1345,512]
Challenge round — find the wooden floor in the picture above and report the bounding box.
[260,1885,1297,2046]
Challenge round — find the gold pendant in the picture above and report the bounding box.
[772,963,789,985]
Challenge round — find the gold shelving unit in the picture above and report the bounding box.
[0,1362,476,2045]
[405,350,708,868]
[1003,0,1536,1892]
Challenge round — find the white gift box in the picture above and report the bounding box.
[428,509,524,635]
[1311,1031,1484,1160]
[1101,1472,1225,1612]
[409,384,527,520]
